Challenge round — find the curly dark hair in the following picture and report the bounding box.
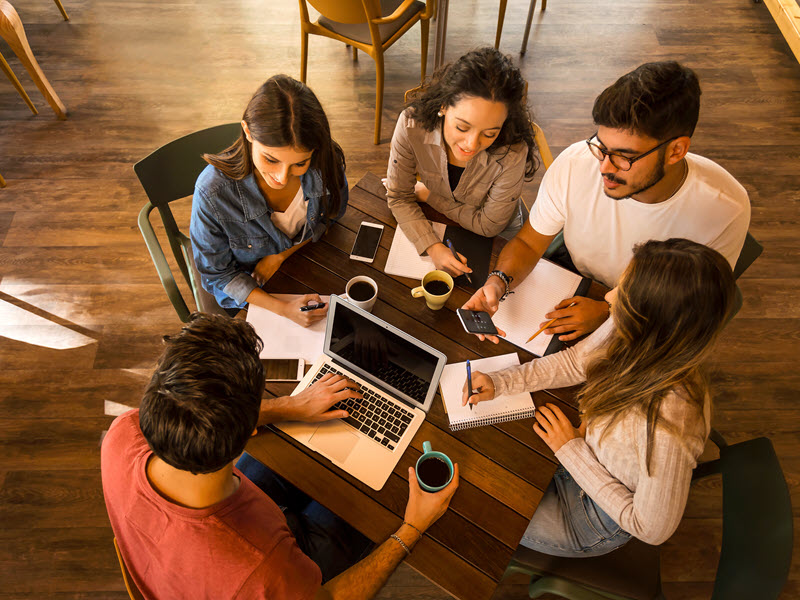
[139,313,265,475]
[407,47,539,179]
[592,61,702,141]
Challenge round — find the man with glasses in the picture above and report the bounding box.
[463,61,750,342]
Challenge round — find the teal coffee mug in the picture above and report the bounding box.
[415,441,454,492]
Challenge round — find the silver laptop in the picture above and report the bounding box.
[275,294,447,491]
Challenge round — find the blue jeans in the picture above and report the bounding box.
[521,466,631,557]
[236,453,374,582]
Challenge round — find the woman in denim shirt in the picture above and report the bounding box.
[191,75,347,326]
[385,48,539,277]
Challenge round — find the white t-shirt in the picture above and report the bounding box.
[271,187,307,239]
[529,141,751,287]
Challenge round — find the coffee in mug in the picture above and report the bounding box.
[417,456,451,488]
[348,281,376,302]
[423,280,450,296]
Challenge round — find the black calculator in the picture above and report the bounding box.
[457,309,499,335]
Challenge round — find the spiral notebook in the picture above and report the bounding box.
[439,353,535,431]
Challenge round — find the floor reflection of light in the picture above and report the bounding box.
[0,300,97,350]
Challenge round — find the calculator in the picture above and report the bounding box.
[456,309,499,335]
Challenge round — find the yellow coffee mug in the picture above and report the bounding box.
[411,270,454,310]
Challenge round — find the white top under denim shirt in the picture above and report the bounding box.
[489,317,710,545]
[190,165,348,310]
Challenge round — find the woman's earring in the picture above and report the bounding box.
[437,110,444,117]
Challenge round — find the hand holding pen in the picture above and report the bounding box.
[444,239,473,285]
[462,367,496,407]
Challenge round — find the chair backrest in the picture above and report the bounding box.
[134,123,240,321]
[693,437,792,599]
[304,0,370,24]
[531,122,553,171]
[113,538,146,600]
[732,231,763,280]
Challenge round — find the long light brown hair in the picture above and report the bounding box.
[578,238,735,473]
[204,75,346,220]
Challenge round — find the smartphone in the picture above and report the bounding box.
[350,222,384,263]
[457,309,499,336]
[261,358,305,382]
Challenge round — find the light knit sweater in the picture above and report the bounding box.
[489,318,710,545]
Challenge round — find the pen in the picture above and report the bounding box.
[445,238,473,285]
[526,302,578,342]
[466,359,474,411]
[300,302,326,312]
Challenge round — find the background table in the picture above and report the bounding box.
[246,172,584,600]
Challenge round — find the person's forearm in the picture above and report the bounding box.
[246,287,288,314]
[321,524,420,600]
[495,235,544,289]
[257,395,296,427]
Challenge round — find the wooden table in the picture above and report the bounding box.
[246,172,584,600]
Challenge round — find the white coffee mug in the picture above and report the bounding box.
[342,275,378,312]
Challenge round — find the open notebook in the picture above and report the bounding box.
[439,353,535,431]
[493,260,591,357]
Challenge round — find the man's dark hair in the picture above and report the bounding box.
[592,61,702,140]
[139,313,265,475]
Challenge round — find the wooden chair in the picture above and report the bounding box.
[496,0,546,55]
[135,123,240,321]
[0,171,6,187]
[0,0,67,119]
[504,434,792,600]
[298,0,434,145]
[113,538,146,600]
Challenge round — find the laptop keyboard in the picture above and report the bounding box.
[312,364,415,451]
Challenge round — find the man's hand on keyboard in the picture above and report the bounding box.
[288,373,362,423]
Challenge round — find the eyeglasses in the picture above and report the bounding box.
[585,133,677,171]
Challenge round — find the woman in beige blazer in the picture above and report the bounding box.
[385,47,539,276]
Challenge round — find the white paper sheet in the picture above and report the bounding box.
[246,294,329,362]
[493,260,584,357]
[384,222,446,279]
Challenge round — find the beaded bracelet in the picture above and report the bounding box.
[390,534,411,555]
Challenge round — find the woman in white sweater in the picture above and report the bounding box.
[464,238,735,556]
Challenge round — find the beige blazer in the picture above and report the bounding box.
[386,108,528,255]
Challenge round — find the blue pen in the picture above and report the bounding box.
[445,238,473,285]
[466,359,474,411]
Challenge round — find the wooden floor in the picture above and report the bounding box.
[0,0,797,598]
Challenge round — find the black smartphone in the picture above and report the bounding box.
[350,222,384,263]
[456,309,499,335]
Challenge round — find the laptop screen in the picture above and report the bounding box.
[326,297,443,410]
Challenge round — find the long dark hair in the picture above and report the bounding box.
[204,75,346,218]
[407,47,538,178]
[578,239,735,473]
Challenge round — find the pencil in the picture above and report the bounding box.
[526,317,558,343]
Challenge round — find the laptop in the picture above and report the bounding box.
[275,294,447,491]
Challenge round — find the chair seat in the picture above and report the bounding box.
[510,537,662,600]
[318,0,424,45]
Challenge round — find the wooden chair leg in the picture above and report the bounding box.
[495,0,508,49]
[300,30,308,82]
[373,52,384,145]
[420,17,429,82]
[352,45,358,61]
[521,0,537,55]
[0,1,67,119]
[0,50,37,114]
[52,0,69,20]
[0,171,6,187]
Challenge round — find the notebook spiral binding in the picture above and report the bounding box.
[449,407,536,431]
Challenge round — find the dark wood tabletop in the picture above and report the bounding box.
[245,172,584,600]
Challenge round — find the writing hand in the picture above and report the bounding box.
[282,294,329,327]
[542,296,609,342]
[427,243,472,277]
[461,370,496,406]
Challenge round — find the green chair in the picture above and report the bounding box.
[134,123,241,322]
[504,433,793,599]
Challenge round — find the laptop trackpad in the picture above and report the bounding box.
[309,423,359,464]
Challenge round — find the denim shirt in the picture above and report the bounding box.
[190,164,348,309]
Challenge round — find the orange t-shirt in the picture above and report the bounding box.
[101,410,321,599]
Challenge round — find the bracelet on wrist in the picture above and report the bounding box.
[390,533,411,556]
[402,521,423,538]
[487,270,514,302]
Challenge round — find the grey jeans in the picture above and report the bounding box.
[521,466,632,557]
